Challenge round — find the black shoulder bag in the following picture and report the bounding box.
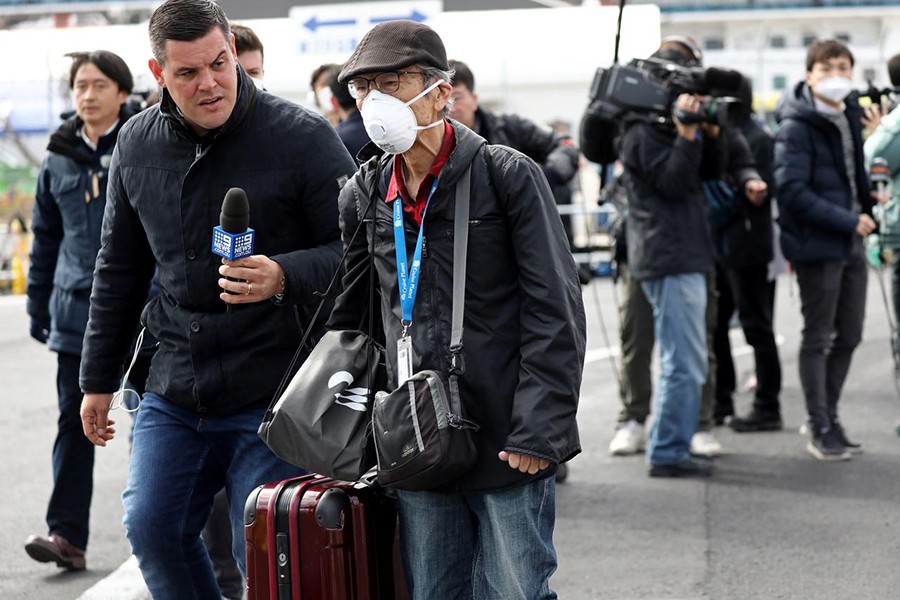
[371,163,480,491]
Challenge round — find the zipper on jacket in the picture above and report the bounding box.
[194,143,202,161]
[422,235,428,258]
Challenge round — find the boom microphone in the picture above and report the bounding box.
[703,67,745,93]
[212,187,255,261]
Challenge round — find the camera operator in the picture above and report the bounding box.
[620,87,716,477]
[609,38,766,467]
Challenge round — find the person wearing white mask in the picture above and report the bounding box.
[774,39,882,461]
[329,19,585,599]
[310,63,341,127]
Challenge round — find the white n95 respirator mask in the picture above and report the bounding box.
[815,76,853,104]
[360,80,443,154]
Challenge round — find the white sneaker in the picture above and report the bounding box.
[690,431,723,457]
[608,419,645,455]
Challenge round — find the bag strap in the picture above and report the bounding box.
[269,185,377,408]
[449,162,472,375]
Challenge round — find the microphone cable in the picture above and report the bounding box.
[109,326,150,413]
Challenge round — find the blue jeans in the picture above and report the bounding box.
[46,352,94,550]
[397,477,558,600]
[641,273,708,466]
[123,393,303,599]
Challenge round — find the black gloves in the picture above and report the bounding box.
[30,318,50,344]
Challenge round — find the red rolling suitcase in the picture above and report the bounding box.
[244,473,408,600]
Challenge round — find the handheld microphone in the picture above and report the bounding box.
[212,187,255,261]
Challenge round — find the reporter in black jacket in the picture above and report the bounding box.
[77,1,356,596]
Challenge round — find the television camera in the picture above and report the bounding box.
[579,58,745,165]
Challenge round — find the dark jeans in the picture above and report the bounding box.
[47,352,94,550]
[123,393,304,599]
[714,264,782,417]
[794,239,867,432]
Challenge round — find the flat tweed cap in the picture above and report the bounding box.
[338,20,449,83]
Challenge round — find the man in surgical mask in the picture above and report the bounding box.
[310,63,341,128]
[328,19,585,599]
[774,39,881,461]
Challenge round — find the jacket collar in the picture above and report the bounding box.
[360,118,487,192]
[47,103,137,164]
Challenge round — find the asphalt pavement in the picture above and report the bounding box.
[2,271,900,599]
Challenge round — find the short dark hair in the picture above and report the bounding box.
[311,63,340,90]
[328,66,356,110]
[231,22,263,60]
[449,59,474,92]
[806,39,854,72]
[888,53,900,88]
[66,50,134,94]
[149,0,230,66]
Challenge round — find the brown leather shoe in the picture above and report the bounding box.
[24,534,86,571]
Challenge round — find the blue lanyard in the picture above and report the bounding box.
[394,178,440,332]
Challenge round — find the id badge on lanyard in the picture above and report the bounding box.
[393,178,439,384]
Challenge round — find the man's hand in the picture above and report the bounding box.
[218,255,285,304]
[700,122,721,139]
[498,451,550,475]
[29,318,50,344]
[744,179,769,207]
[81,393,116,446]
[862,104,882,133]
[856,214,877,237]
[871,188,890,206]
[673,94,701,142]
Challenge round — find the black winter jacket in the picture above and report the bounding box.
[621,121,715,280]
[475,108,579,187]
[27,105,135,355]
[80,69,357,415]
[719,119,776,268]
[328,121,586,492]
[774,83,872,263]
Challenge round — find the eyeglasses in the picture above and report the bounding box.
[346,71,426,100]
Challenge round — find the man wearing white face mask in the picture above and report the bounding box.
[310,63,341,128]
[328,19,585,600]
[774,39,881,461]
